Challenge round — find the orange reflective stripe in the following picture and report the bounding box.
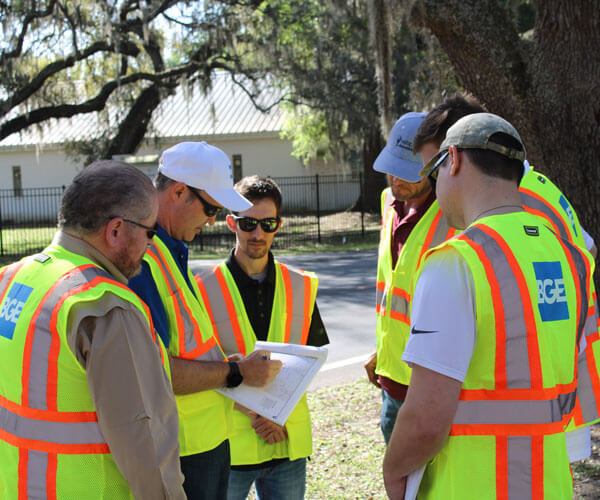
[146,248,187,355]
[389,311,409,324]
[496,436,508,500]
[392,287,410,301]
[0,427,109,454]
[47,452,57,500]
[531,436,544,499]
[0,393,97,423]
[194,272,221,350]
[280,264,294,344]
[300,274,311,345]
[477,224,543,390]
[18,448,27,500]
[450,419,565,436]
[417,209,444,268]
[457,233,508,389]
[460,379,577,401]
[520,187,568,237]
[214,266,246,354]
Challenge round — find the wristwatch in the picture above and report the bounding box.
[226,361,243,388]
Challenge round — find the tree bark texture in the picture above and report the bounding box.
[409,0,600,249]
[363,127,387,213]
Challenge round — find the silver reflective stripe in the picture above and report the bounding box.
[453,392,576,426]
[0,262,21,291]
[28,265,113,411]
[520,191,570,240]
[557,239,590,345]
[390,290,409,318]
[584,310,598,337]
[27,450,47,499]
[0,405,106,445]
[465,227,531,389]
[427,210,454,248]
[147,245,200,354]
[507,436,532,500]
[196,269,239,355]
[375,285,385,312]
[576,351,600,423]
[282,264,311,345]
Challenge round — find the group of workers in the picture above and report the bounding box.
[0,91,598,500]
[368,94,600,499]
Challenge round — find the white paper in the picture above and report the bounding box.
[404,465,425,500]
[216,341,328,425]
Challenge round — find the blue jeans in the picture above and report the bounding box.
[227,458,307,500]
[381,390,404,445]
[180,439,230,500]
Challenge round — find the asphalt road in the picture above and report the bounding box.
[189,249,378,391]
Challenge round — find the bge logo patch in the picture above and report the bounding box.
[533,261,569,322]
[0,282,33,340]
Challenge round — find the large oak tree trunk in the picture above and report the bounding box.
[410,0,600,251]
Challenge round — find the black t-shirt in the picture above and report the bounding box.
[224,249,329,347]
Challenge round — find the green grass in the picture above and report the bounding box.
[302,379,600,499]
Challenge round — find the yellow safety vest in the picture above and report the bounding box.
[520,167,600,426]
[143,235,233,456]
[375,187,456,384]
[0,244,169,499]
[196,261,318,465]
[415,212,593,500]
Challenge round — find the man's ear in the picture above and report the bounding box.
[226,214,237,233]
[449,146,461,177]
[171,182,188,201]
[104,217,125,249]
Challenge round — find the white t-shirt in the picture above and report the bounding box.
[402,248,476,383]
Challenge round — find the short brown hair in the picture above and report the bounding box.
[413,93,486,153]
[234,176,282,216]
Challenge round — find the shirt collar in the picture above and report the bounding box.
[52,230,129,284]
[225,249,276,288]
[156,224,189,262]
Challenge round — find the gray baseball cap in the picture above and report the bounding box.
[420,112,526,177]
[373,112,426,182]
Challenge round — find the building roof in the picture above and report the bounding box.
[0,72,284,150]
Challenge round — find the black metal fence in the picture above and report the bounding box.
[0,174,380,259]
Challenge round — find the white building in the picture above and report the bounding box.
[0,72,359,220]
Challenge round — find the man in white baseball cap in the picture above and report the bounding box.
[129,141,282,500]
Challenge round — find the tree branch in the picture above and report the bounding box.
[0,0,58,65]
[0,63,202,140]
[0,39,139,117]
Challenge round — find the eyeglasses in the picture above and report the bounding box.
[188,187,222,217]
[232,215,281,233]
[426,151,449,190]
[122,218,158,239]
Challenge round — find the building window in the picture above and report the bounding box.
[12,166,22,197]
[232,155,242,183]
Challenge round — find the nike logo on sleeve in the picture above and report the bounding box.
[410,326,439,335]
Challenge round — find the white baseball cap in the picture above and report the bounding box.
[158,141,252,211]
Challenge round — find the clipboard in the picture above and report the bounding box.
[216,341,328,425]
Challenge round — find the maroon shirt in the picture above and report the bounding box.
[380,190,436,400]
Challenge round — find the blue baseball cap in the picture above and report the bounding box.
[373,112,426,182]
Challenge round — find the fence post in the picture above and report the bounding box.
[315,174,321,244]
[359,171,365,239]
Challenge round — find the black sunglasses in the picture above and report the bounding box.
[188,187,222,217]
[121,218,158,239]
[232,215,281,233]
[427,150,449,191]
